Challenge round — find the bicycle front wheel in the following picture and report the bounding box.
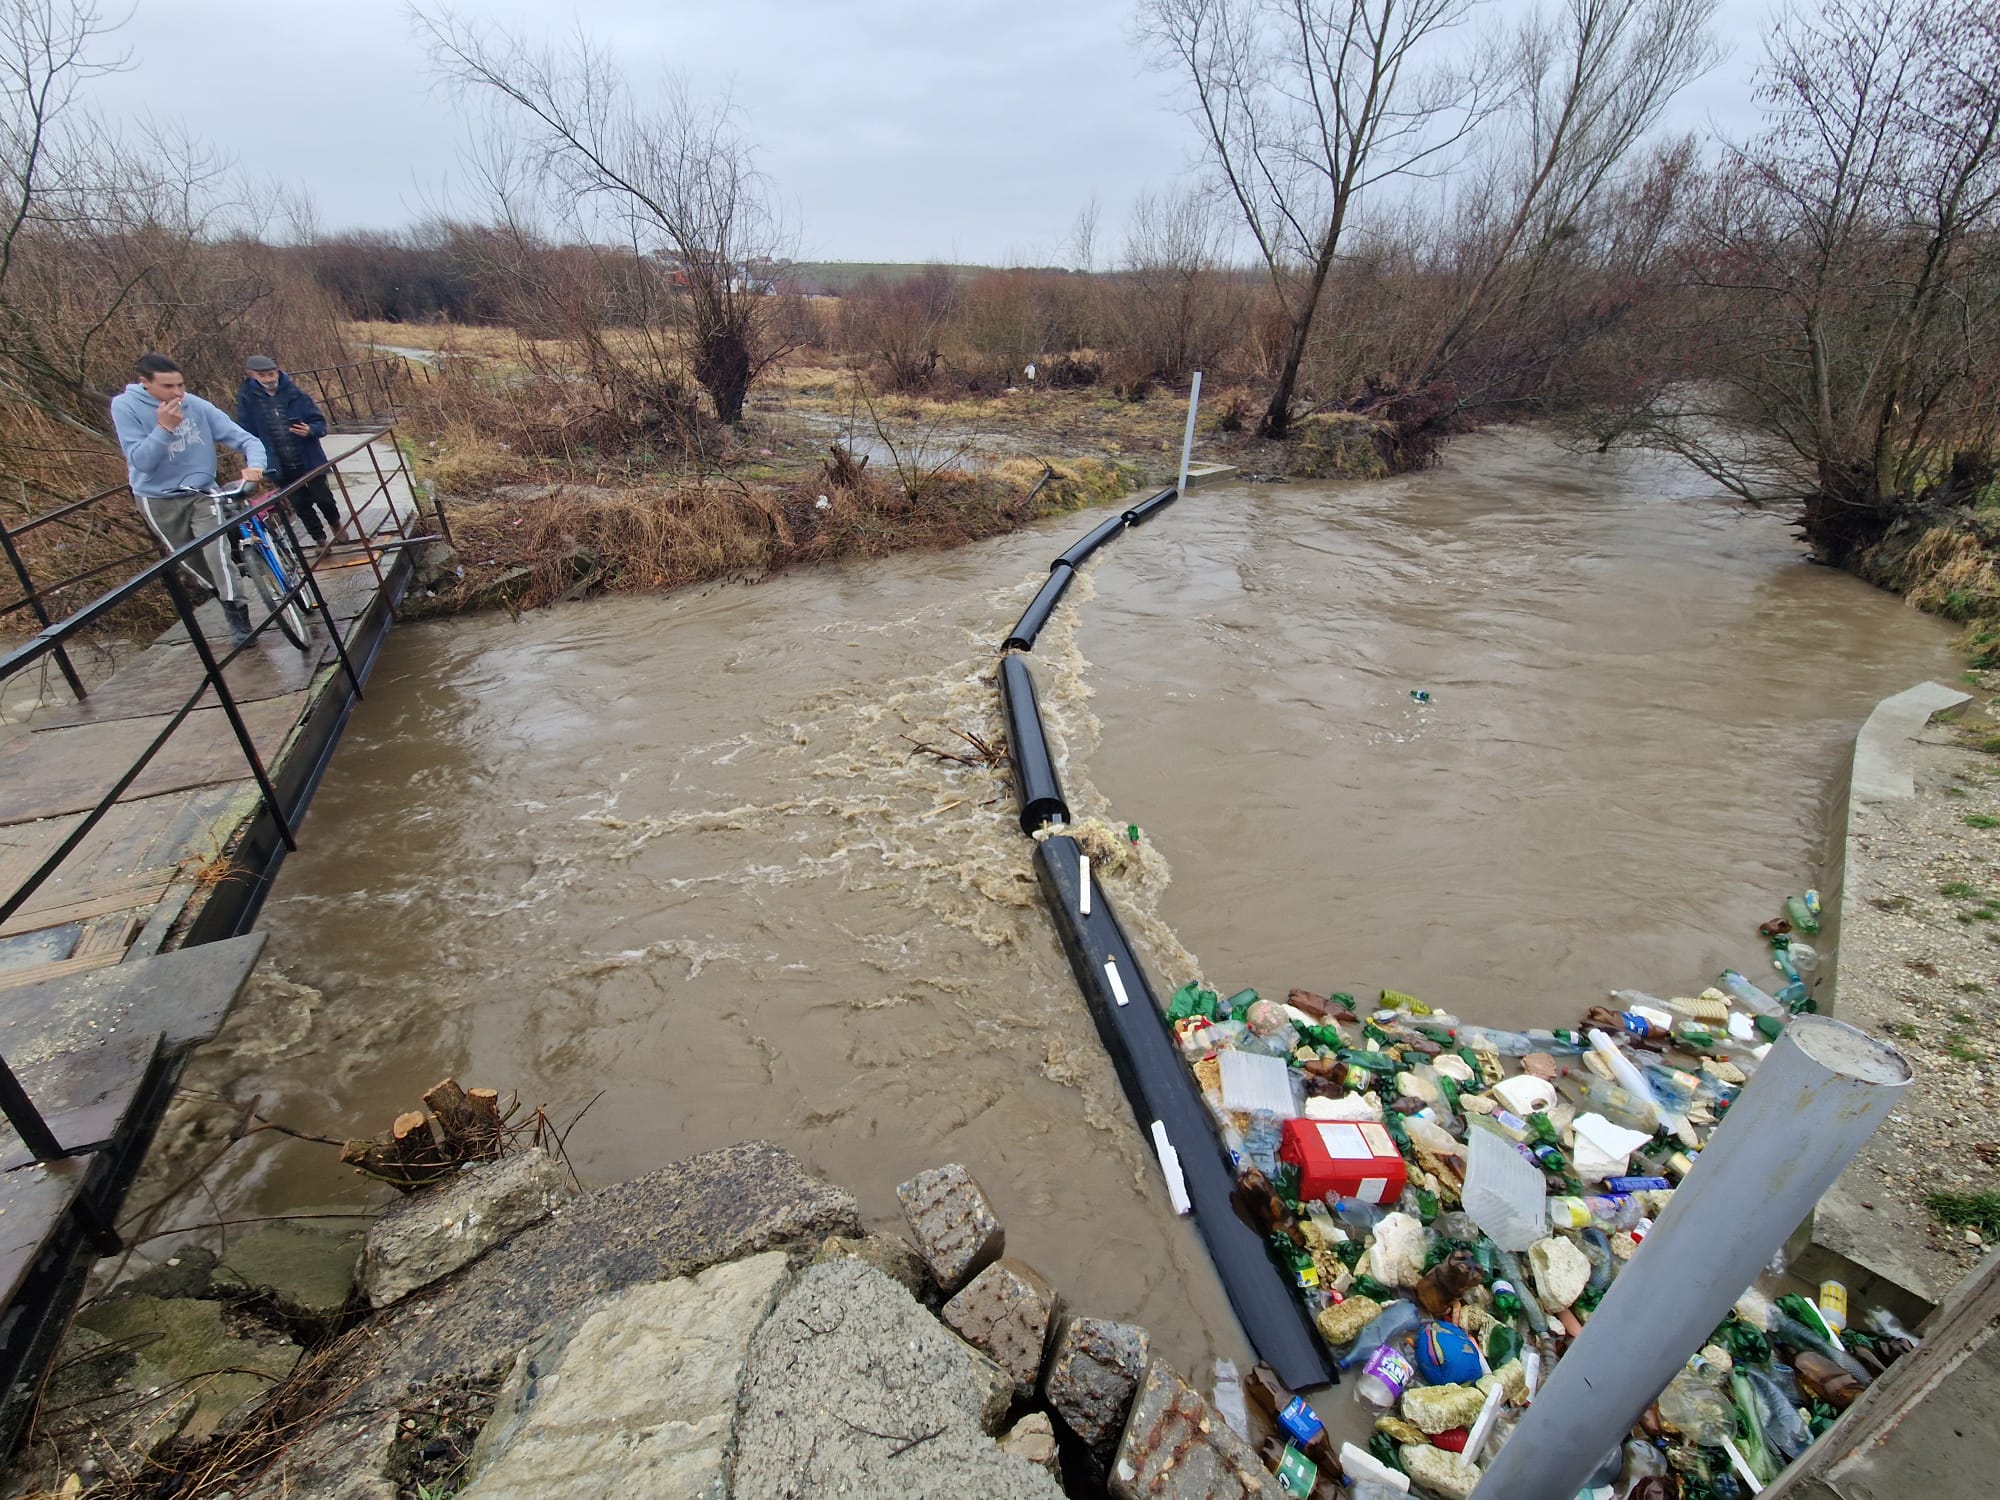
[243,540,311,650]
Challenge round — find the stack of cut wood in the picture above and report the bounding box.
[339,1078,508,1191]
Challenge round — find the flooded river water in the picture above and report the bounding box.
[192,429,1957,1383]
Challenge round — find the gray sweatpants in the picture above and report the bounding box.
[136,492,236,603]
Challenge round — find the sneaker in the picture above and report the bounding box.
[221,600,254,647]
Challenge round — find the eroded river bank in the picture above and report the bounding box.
[153,428,1960,1382]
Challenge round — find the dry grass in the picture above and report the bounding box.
[1903,527,2000,623]
[420,457,1135,615]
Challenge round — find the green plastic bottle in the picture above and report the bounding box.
[1785,894,1821,934]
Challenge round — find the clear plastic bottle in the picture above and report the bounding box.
[1453,1024,1538,1056]
[1242,1110,1283,1175]
[1211,1358,1249,1437]
[1717,969,1785,1016]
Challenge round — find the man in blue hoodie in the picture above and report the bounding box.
[236,354,342,545]
[110,353,269,645]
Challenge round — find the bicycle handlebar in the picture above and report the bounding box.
[160,479,262,500]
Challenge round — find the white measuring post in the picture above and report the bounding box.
[1470,1016,1910,1500]
[1176,371,1203,498]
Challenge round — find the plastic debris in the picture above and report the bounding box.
[1166,888,1909,1496]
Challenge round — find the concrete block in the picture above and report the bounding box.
[358,1148,571,1308]
[897,1162,1004,1292]
[1042,1315,1149,1467]
[941,1257,1061,1401]
[1109,1356,1284,1499]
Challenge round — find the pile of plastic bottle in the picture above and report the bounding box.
[1173,892,1925,1499]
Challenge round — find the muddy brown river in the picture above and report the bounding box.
[184,429,1957,1388]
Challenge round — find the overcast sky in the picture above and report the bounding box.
[93,0,1776,264]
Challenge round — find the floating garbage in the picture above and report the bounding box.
[1168,896,1913,1498]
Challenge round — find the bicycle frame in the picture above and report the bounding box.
[218,492,294,596]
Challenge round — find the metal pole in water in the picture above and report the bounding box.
[1471,1015,1910,1500]
[1176,371,1203,498]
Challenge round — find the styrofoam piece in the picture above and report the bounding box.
[1304,1092,1385,1122]
[1151,1120,1192,1214]
[1463,1117,1547,1250]
[1492,1074,1558,1116]
[1104,957,1129,1007]
[1338,1444,1411,1493]
[1218,1048,1299,1117]
[1572,1113,1655,1183]
[1077,852,1090,916]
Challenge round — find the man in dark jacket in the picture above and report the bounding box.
[236,355,342,544]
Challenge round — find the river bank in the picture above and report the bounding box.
[6,1141,1282,1499]
[1818,681,2000,1301]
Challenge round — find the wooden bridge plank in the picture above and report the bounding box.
[0,694,308,825]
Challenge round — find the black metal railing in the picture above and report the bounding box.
[0,427,445,1162]
[291,354,429,428]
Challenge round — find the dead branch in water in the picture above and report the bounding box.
[900,728,1006,768]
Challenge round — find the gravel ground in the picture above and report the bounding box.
[1819,681,2000,1303]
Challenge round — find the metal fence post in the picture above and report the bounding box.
[269,495,364,702]
[0,516,87,701]
[0,1054,64,1162]
[161,569,296,852]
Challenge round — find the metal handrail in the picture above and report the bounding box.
[0,426,443,1164]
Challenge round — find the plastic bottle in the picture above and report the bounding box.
[1242,1110,1283,1175]
[1817,1281,1848,1335]
[1587,1030,1666,1127]
[1717,969,1785,1017]
[1794,1348,1865,1409]
[1642,1062,1702,1113]
[1548,1193,1641,1231]
[1785,894,1821,934]
[1354,1341,1417,1408]
[1211,1358,1249,1437]
[1866,1308,1920,1347]
[1333,1299,1423,1369]
[1453,1024,1538,1056]
[1522,1027,1589,1055]
[1739,1365,1812,1462]
[1657,1368,1737,1446]
[1554,1072,1657,1135]
[1492,1247,1550,1337]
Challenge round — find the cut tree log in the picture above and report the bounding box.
[340,1107,453,1191]
[339,1078,511,1191]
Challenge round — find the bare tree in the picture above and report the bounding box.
[1631,0,2000,564]
[1140,0,1489,436]
[1112,185,1245,381]
[0,0,131,432]
[1413,0,1720,390]
[413,5,798,424]
[0,0,346,508]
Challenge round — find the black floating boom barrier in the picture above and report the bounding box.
[991,475,1335,1391]
[1122,484,1179,527]
[1034,833,1334,1390]
[1051,513,1130,572]
[1002,563,1077,653]
[998,653,1069,835]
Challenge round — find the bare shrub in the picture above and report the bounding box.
[415,8,801,425]
[1107,187,1246,384]
[846,266,959,390]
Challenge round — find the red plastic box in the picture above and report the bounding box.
[1278,1118,1407,1206]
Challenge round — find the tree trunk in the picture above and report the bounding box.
[696,328,753,424]
[1259,233,1343,440]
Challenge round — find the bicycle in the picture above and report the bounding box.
[162,479,313,651]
